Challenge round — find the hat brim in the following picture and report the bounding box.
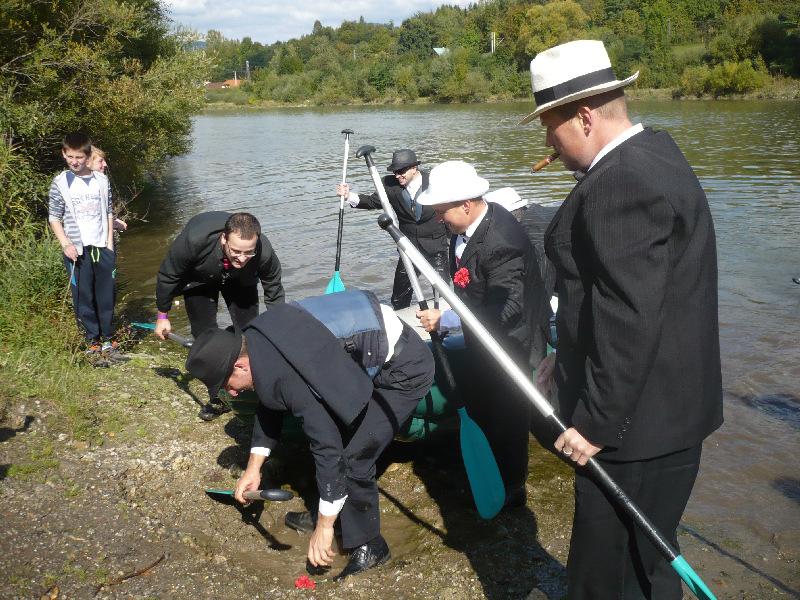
[417,178,490,206]
[519,71,639,125]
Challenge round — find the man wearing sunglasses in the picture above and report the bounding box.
[337,149,449,309]
[155,211,285,420]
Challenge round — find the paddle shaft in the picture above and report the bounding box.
[356,148,461,395]
[377,215,716,599]
[130,322,193,348]
[358,147,505,518]
[335,129,353,272]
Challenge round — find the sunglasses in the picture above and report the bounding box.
[393,165,415,176]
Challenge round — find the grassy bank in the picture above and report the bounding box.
[0,223,191,445]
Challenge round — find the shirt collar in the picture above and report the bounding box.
[405,172,422,197]
[588,123,644,171]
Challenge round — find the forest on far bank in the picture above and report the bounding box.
[202,0,800,106]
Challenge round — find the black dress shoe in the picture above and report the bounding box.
[198,398,231,421]
[332,535,391,581]
[502,486,527,510]
[285,511,316,534]
[285,511,342,536]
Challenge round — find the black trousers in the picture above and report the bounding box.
[568,444,703,600]
[302,333,434,549]
[391,249,449,310]
[182,283,259,338]
[64,246,116,344]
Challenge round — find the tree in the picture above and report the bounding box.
[0,0,212,226]
[519,0,590,61]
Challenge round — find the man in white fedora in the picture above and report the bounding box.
[526,40,723,599]
[415,160,552,511]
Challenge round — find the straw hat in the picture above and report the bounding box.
[485,188,527,212]
[519,40,639,125]
[417,161,490,206]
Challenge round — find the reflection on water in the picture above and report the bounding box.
[119,100,800,582]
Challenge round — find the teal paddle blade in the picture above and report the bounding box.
[671,556,718,600]
[458,406,505,519]
[130,322,156,330]
[325,272,345,294]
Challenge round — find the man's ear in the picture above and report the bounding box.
[220,232,227,246]
[577,106,593,134]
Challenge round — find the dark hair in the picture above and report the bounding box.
[224,212,261,240]
[62,132,92,154]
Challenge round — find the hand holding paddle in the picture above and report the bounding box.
[205,488,294,502]
[130,322,193,348]
[325,128,353,294]
[377,214,718,600]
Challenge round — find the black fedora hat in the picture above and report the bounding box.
[185,326,242,399]
[387,149,420,172]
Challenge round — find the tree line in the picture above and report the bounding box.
[204,0,799,107]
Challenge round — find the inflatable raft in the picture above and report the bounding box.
[218,303,463,442]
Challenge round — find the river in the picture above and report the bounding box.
[119,99,800,594]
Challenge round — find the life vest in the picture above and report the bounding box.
[292,290,389,380]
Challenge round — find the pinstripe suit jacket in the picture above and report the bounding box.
[544,127,723,461]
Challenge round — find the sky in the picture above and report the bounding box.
[162,0,472,46]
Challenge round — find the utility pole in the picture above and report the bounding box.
[491,31,495,54]
[246,60,250,80]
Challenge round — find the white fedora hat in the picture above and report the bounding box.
[417,161,490,206]
[485,188,527,212]
[519,40,639,125]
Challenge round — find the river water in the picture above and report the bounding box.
[119,100,800,591]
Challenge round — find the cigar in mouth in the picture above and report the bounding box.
[531,153,560,173]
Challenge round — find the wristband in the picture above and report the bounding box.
[157,312,169,320]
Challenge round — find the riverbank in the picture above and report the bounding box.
[201,82,800,112]
[2,331,798,599]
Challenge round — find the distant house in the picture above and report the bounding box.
[205,79,240,90]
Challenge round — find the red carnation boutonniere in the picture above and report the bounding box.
[222,258,230,270]
[295,575,315,590]
[453,267,470,289]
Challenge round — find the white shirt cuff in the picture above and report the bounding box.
[318,496,347,516]
[439,309,462,331]
[346,191,359,208]
[250,446,271,458]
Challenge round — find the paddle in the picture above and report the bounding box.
[130,322,193,348]
[355,145,505,520]
[205,488,295,502]
[377,214,718,600]
[326,128,354,294]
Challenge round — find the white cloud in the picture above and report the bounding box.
[161,0,472,45]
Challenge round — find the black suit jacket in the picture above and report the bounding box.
[357,171,449,256]
[450,202,550,367]
[544,127,723,461]
[156,211,284,313]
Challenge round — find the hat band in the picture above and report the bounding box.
[534,67,616,106]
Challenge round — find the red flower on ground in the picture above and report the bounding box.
[453,267,470,289]
[295,575,316,590]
